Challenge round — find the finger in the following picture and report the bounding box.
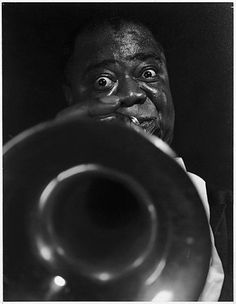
[88,99,120,116]
[100,96,120,104]
[56,104,88,120]
[56,96,120,120]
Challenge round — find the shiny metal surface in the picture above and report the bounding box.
[3,118,211,301]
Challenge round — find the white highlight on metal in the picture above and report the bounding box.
[57,164,100,181]
[36,237,53,261]
[132,256,145,268]
[3,120,52,154]
[186,236,195,245]
[145,259,166,286]
[130,116,140,125]
[39,164,100,211]
[148,204,155,215]
[152,290,173,301]
[56,246,65,256]
[97,272,111,281]
[39,179,58,210]
[39,245,52,261]
[54,275,66,287]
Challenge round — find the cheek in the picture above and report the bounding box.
[141,83,174,128]
[141,82,170,110]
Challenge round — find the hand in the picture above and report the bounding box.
[56,95,144,134]
[56,96,120,121]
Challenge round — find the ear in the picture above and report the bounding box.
[63,84,73,106]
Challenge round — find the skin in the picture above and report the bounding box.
[59,22,175,144]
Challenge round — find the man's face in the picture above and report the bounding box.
[66,23,175,144]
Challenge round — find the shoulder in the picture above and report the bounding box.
[206,184,233,301]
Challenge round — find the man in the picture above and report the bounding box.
[58,18,174,144]
[57,17,227,300]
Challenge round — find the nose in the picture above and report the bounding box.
[118,76,146,107]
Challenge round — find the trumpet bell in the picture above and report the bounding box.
[3,118,211,301]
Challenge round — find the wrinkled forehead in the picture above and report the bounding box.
[72,23,165,63]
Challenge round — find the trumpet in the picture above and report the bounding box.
[3,117,211,301]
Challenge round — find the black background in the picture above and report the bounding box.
[3,3,233,190]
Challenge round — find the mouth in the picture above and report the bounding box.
[98,113,161,135]
[135,117,157,134]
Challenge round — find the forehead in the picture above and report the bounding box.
[71,23,164,66]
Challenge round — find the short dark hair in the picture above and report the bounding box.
[62,16,164,85]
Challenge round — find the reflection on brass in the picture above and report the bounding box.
[3,118,211,301]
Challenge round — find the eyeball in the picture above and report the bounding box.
[95,76,114,90]
[141,69,157,80]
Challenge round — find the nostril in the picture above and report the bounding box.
[137,93,147,104]
[120,92,146,107]
[118,76,147,107]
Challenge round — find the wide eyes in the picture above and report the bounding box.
[94,76,114,91]
[141,68,158,81]
[93,68,159,91]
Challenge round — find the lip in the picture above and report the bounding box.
[138,119,157,133]
[97,113,160,135]
[135,117,157,123]
[98,113,131,123]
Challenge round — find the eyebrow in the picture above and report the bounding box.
[125,52,162,62]
[85,59,119,74]
[84,52,163,75]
